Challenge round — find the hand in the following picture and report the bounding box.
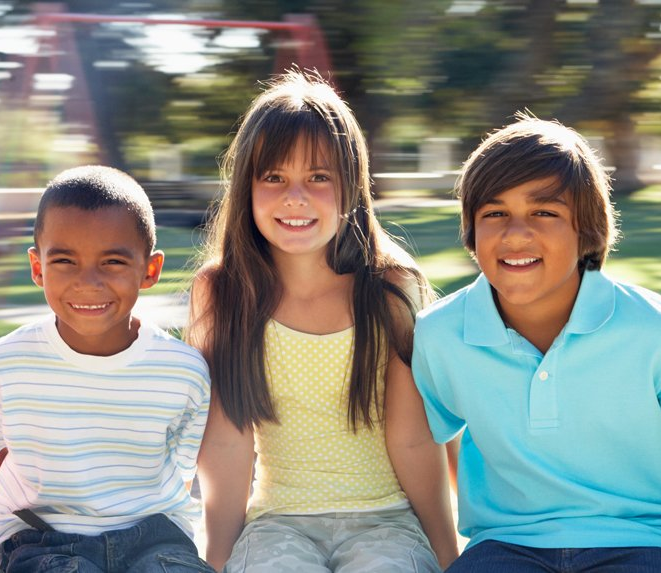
[0,447,7,467]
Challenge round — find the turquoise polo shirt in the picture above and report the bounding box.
[413,270,661,549]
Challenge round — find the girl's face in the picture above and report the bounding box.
[251,136,341,265]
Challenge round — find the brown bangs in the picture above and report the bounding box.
[251,108,338,180]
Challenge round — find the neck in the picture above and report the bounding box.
[273,250,338,298]
[272,251,354,334]
[496,274,581,354]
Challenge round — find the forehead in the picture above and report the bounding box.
[253,132,334,173]
[39,206,147,252]
[482,177,568,205]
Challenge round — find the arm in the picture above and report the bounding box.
[446,433,461,493]
[197,396,255,571]
[383,268,458,569]
[187,269,254,570]
[0,447,6,467]
[385,352,459,570]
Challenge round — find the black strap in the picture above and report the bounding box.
[13,509,55,532]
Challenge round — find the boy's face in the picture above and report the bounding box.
[474,177,581,324]
[28,206,164,356]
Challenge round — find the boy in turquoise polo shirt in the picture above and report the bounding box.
[412,113,661,572]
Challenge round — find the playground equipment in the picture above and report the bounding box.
[0,3,331,181]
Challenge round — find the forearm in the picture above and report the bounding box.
[196,399,255,571]
[382,313,458,569]
[203,496,248,570]
[390,440,458,570]
[198,439,253,570]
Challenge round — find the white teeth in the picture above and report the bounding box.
[71,303,109,310]
[280,219,312,227]
[503,257,539,266]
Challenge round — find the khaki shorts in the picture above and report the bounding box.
[224,507,441,572]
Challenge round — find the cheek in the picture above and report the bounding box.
[554,225,580,256]
[250,189,268,227]
[321,192,342,224]
[474,224,495,251]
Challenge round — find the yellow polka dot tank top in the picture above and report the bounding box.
[246,320,407,522]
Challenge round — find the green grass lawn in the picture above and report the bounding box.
[1,184,660,336]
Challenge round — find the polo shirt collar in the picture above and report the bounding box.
[564,269,615,334]
[463,270,615,346]
[464,273,509,346]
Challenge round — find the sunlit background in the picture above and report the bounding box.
[2,0,661,333]
[2,1,661,189]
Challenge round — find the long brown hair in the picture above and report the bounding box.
[187,70,432,431]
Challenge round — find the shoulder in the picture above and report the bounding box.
[0,318,50,353]
[191,262,218,297]
[384,266,436,313]
[187,263,221,350]
[190,261,226,318]
[605,272,661,316]
[416,280,473,324]
[413,280,480,352]
[140,321,209,376]
[578,271,661,337]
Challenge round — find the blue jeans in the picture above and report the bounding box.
[0,514,215,573]
[447,540,661,573]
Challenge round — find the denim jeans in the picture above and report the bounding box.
[446,540,661,573]
[0,514,215,573]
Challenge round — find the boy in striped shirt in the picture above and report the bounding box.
[0,166,215,572]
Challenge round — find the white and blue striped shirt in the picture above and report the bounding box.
[0,314,210,543]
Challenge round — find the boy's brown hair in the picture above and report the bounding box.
[457,112,619,271]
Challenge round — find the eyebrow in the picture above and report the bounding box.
[45,247,136,259]
[483,193,568,206]
[265,163,332,171]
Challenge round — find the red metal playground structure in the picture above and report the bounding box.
[1,3,332,175]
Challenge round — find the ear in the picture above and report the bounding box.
[28,247,44,288]
[140,250,164,290]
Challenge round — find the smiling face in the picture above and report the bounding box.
[28,206,163,356]
[251,136,341,265]
[474,177,581,326]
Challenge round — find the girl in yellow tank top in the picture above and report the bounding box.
[187,70,458,573]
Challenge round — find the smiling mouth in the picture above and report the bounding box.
[502,257,540,266]
[278,218,315,227]
[70,303,111,310]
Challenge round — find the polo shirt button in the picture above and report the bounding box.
[539,371,549,381]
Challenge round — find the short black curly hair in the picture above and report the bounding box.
[34,165,156,255]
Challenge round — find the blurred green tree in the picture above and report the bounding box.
[218,0,661,193]
[427,0,661,193]
[5,0,661,193]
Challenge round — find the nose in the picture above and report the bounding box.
[283,182,308,207]
[502,216,533,246]
[74,266,103,291]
